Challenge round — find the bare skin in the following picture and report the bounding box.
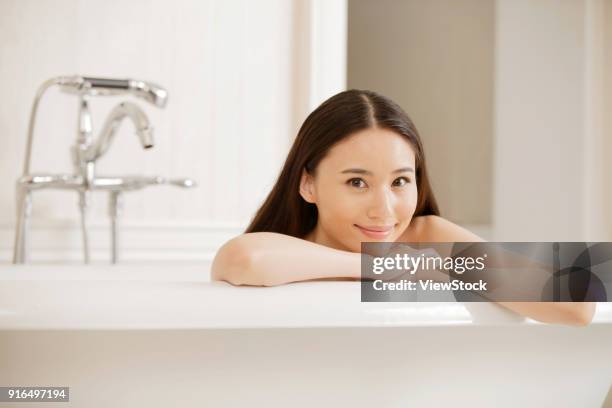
[212,127,596,326]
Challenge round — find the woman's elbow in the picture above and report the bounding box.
[499,301,597,327]
[567,302,596,327]
[212,238,250,285]
[211,237,270,286]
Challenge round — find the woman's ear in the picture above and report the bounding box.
[299,169,316,204]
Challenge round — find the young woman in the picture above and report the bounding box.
[212,89,596,326]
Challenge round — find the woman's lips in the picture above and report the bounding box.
[354,224,395,239]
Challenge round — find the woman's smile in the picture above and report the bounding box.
[354,223,396,239]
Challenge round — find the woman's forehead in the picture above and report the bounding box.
[324,128,416,168]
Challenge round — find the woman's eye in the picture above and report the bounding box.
[347,178,366,188]
[347,177,411,188]
[393,176,411,187]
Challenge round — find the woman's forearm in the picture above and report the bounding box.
[211,233,596,325]
[212,232,362,286]
[497,301,596,326]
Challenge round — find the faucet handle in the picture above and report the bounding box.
[167,178,197,188]
[18,173,84,190]
[57,76,168,108]
[92,176,197,191]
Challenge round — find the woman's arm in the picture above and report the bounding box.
[416,215,596,326]
[212,216,597,326]
[211,232,362,286]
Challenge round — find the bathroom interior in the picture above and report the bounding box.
[1,0,612,406]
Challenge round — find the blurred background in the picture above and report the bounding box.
[1,0,611,263]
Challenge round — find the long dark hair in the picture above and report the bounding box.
[245,89,439,237]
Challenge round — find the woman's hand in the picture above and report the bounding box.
[362,243,450,283]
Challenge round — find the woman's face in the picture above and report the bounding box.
[300,127,418,252]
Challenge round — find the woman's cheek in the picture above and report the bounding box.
[327,193,358,217]
[397,191,417,226]
[409,185,418,210]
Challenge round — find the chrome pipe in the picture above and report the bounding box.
[22,77,64,176]
[12,187,31,264]
[79,191,91,264]
[109,191,123,264]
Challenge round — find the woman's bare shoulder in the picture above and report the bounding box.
[399,215,485,243]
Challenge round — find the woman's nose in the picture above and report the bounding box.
[366,188,395,219]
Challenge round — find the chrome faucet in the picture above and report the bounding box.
[12,75,196,264]
[84,101,154,163]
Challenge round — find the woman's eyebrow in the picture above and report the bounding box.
[340,167,414,175]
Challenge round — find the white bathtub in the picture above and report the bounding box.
[1,262,611,407]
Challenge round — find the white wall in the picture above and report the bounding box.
[604,0,612,240]
[5,0,609,261]
[493,0,612,241]
[0,0,347,262]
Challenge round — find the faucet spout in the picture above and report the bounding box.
[85,101,153,162]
